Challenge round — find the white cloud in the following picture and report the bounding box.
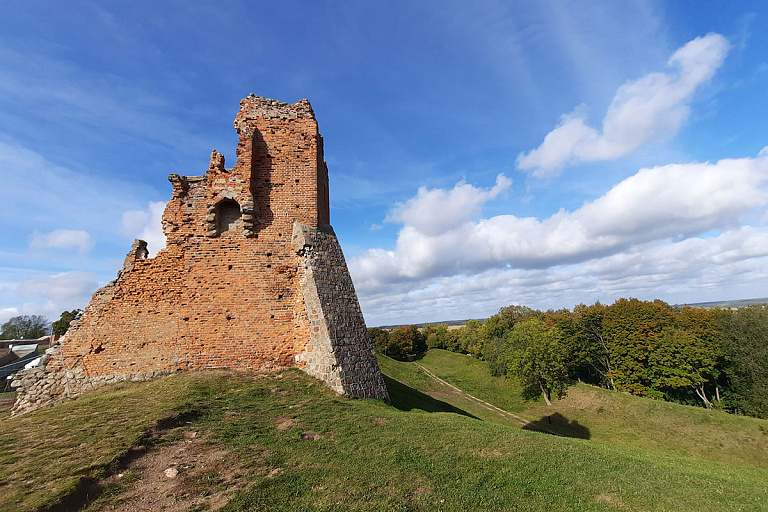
[29,229,94,255]
[0,271,99,324]
[18,271,99,304]
[121,201,167,256]
[0,307,20,325]
[354,149,768,283]
[357,228,768,326]
[517,33,731,176]
[352,149,768,324]
[385,174,511,236]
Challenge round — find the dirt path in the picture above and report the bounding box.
[414,364,562,436]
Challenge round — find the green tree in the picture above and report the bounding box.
[443,328,462,353]
[482,337,508,377]
[1,315,51,340]
[496,304,539,330]
[569,302,616,389]
[648,326,725,408]
[602,298,675,397]
[387,326,415,359]
[368,327,389,352]
[460,319,484,355]
[425,323,449,349]
[718,306,768,418]
[505,318,569,406]
[423,323,438,349]
[410,325,428,354]
[52,309,82,336]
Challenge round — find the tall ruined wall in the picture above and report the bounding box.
[12,94,388,415]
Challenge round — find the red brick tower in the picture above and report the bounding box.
[11,95,389,414]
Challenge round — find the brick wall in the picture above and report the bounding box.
[12,95,388,415]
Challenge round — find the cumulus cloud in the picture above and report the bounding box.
[121,201,167,256]
[357,227,768,326]
[351,149,768,324]
[28,229,94,255]
[354,149,768,283]
[517,33,731,176]
[385,174,512,236]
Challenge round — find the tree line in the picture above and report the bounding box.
[369,299,768,418]
[1,310,81,340]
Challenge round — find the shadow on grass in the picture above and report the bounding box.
[383,375,478,419]
[523,412,591,439]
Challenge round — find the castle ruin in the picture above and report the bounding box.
[12,94,389,414]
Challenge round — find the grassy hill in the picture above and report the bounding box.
[1,352,768,511]
[385,350,768,469]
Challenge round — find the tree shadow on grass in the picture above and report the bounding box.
[383,375,478,419]
[522,412,591,439]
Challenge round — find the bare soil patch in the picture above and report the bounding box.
[90,430,244,512]
[274,414,296,431]
[300,430,322,441]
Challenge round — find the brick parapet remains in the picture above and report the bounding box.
[12,94,388,415]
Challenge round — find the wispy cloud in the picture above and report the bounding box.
[29,229,94,255]
[517,33,730,176]
[0,138,155,235]
[18,270,99,303]
[0,270,99,324]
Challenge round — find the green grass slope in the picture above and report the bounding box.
[0,364,766,511]
[399,349,768,470]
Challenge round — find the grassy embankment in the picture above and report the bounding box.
[0,352,766,511]
[390,349,768,469]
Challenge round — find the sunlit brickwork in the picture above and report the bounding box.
[12,95,388,414]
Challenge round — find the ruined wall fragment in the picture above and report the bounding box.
[12,94,388,415]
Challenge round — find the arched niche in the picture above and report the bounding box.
[216,199,242,235]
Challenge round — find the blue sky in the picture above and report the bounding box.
[1,1,767,326]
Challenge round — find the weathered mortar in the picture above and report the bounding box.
[12,94,388,415]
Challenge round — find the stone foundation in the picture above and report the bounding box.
[11,346,170,415]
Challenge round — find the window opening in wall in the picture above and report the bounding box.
[216,199,241,235]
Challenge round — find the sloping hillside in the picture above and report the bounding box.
[388,349,768,469]
[1,364,767,511]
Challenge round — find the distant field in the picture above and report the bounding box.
[685,297,768,308]
[375,319,471,329]
[373,296,768,330]
[1,358,767,511]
